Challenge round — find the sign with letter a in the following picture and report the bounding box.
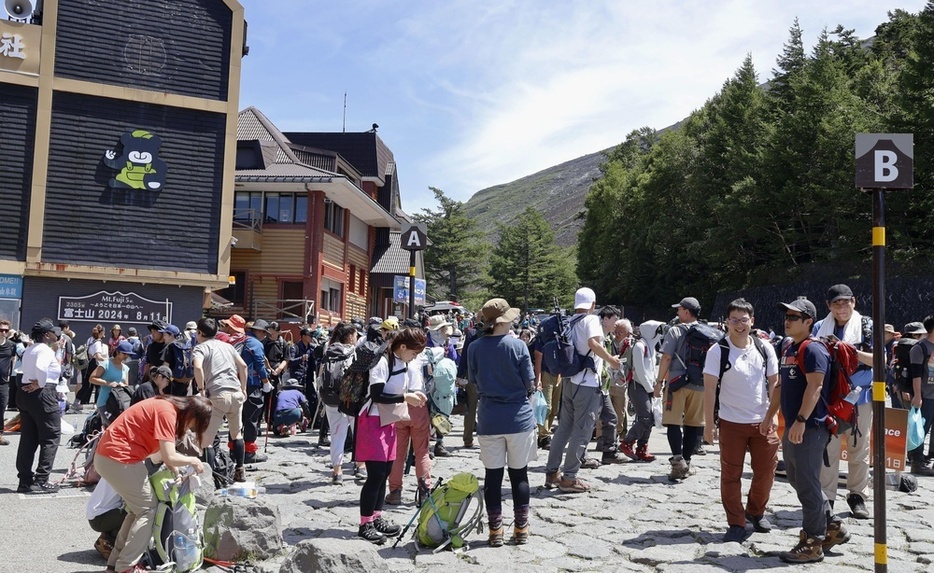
[855,133,913,190]
[401,224,427,252]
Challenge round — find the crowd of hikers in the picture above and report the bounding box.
[2,280,933,568]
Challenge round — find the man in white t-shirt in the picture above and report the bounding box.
[702,298,779,543]
[543,287,621,494]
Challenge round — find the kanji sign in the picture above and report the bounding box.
[855,133,913,189]
[401,224,427,252]
[58,291,173,324]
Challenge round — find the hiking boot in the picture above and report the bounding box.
[580,456,601,469]
[779,530,824,563]
[601,450,626,464]
[723,525,747,543]
[544,471,561,489]
[513,523,529,545]
[385,489,403,505]
[233,466,246,483]
[488,525,504,547]
[354,466,367,481]
[0,435,9,446]
[694,443,707,455]
[636,444,656,462]
[823,520,851,551]
[434,443,451,457]
[558,476,591,493]
[538,435,551,450]
[29,482,59,494]
[668,455,689,481]
[746,512,772,533]
[358,522,387,545]
[319,436,330,447]
[244,452,267,464]
[910,460,934,476]
[619,440,637,461]
[846,493,870,519]
[94,533,114,560]
[373,516,401,537]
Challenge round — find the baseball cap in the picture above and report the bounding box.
[114,340,136,355]
[250,319,270,333]
[671,297,701,312]
[160,324,180,337]
[32,319,61,337]
[152,365,173,379]
[149,319,167,331]
[481,298,520,325]
[574,287,596,310]
[381,317,400,331]
[778,297,817,319]
[826,284,854,302]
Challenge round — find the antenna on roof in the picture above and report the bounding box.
[342,92,347,133]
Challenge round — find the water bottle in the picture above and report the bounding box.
[173,533,196,570]
[885,472,900,491]
[845,386,862,404]
[218,486,265,498]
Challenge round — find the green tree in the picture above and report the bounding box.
[489,207,576,311]
[414,187,489,302]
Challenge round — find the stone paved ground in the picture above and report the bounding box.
[2,409,933,572]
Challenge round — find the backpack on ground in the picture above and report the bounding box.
[319,343,355,408]
[209,432,236,489]
[337,340,389,416]
[538,314,595,378]
[671,323,724,391]
[416,472,484,552]
[102,386,133,426]
[893,337,927,394]
[148,467,203,572]
[786,336,861,441]
[713,336,769,426]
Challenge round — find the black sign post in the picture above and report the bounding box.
[400,224,427,320]
[855,133,913,573]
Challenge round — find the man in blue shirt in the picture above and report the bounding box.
[241,320,270,463]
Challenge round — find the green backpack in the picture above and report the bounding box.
[148,468,203,572]
[416,472,484,551]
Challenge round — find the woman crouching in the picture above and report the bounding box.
[95,396,211,573]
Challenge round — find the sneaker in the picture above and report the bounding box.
[636,443,656,462]
[513,523,529,545]
[910,461,934,476]
[745,512,772,533]
[538,435,551,450]
[358,522,387,545]
[822,520,851,551]
[488,525,504,547]
[723,525,747,543]
[244,452,267,464]
[558,476,591,493]
[601,450,626,464]
[373,516,401,537]
[354,466,367,481]
[694,443,707,456]
[434,443,451,457]
[16,483,31,493]
[319,436,330,447]
[780,530,824,563]
[580,457,601,469]
[619,440,637,461]
[29,482,59,494]
[846,493,870,520]
[0,435,9,446]
[385,489,402,505]
[463,440,474,449]
[668,455,689,481]
[331,473,342,485]
[233,466,246,483]
[544,471,561,489]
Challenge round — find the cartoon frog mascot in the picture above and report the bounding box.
[103,130,168,191]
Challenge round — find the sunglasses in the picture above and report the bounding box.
[784,314,804,322]
[0,328,9,332]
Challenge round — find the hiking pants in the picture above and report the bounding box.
[537,371,562,438]
[624,382,654,444]
[784,424,831,539]
[609,384,628,436]
[241,386,264,448]
[719,419,779,528]
[545,382,601,480]
[15,384,61,486]
[389,404,431,491]
[0,382,8,434]
[95,455,157,571]
[463,381,478,444]
[325,405,352,468]
[819,400,871,503]
[594,391,618,453]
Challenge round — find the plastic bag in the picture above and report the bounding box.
[908,406,926,451]
[531,390,548,426]
[652,397,664,429]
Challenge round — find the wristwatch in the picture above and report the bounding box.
[795,414,807,423]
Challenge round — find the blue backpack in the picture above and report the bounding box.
[538,314,595,377]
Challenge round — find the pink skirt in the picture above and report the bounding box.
[356,409,397,462]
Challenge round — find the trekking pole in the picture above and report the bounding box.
[309,397,324,441]
[263,390,274,453]
[393,478,444,548]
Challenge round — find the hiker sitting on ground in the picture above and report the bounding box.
[94,396,211,573]
[130,365,171,405]
[87,477,127,563]
[274,379,310,436]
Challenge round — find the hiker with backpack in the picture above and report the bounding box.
[318,323,364,483]
[654,296,715,481]
[240,320,272,464]
[94,395,211,573]
[426,315,458,457]
[160,324,195,397]
[356,327,428,545]
[701,298,780,543]
[906,315,934,476]
[593,305,626,465]
[468,297,537,546]
[811,284,873,520]
[543,287,622,494]
[88,340,134,427]
[761,298,849,563]
[617,319,658,462]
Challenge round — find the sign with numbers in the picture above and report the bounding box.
[58,290,173,324]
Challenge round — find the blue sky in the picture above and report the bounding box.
[237,0,927,215]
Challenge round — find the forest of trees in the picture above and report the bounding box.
[577,6,934,313]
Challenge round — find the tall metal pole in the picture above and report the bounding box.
[871,188,887,573]
[408,250,416,320]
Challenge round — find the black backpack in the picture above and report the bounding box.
[894,338,930,393]
[712,336,769,426]
[538,314,595,377]
[319,343,355,408]
[337,340,390,416]
[671,323,724,391]
[103,386,133,426]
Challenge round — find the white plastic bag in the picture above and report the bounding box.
[652,397,664,428]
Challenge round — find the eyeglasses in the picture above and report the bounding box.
[727,317,751,325]
[785,314,804,322]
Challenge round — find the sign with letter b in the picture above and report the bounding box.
[855,133,913,189]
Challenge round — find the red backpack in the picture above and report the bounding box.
[785,336,861,441]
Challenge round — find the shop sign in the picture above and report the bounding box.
[58,290,173,324]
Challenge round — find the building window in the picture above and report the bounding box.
[320,278,343,313]
[234,191,306,224]
[219,271,246,306]
[324,200,345,236]
[349,265,356,294]
[349,214,368,249]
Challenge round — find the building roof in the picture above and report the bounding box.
[283,131,394,185]
[371,231,411,274]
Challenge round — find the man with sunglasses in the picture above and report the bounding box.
[762,298,849,563]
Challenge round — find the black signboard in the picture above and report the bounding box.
[58,290,173,323]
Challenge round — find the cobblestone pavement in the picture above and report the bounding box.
[1,409,932,573]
